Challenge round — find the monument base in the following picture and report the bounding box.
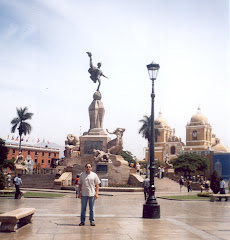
[79,134,111,158]
[88,128,107,135]
[142,203,160,219]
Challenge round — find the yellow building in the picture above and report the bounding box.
[145,107,230,165]
[184,107,230,154]
[145,110,184,165]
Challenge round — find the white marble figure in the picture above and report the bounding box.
[64,134,80,157]
[106,128,125,155]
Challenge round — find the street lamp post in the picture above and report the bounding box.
[143,61,160,219]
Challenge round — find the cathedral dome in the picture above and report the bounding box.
[212,143,230,153]
[190,107,209,124]
[211,138,230,153]
[155,110,168,126]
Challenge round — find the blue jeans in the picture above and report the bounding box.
[81,196,95,223]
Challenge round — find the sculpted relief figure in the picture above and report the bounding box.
[15,152,29,173]
[64,134,80,157]
[106,128,126,155]
[93,149,110,163]
[86,52,108,92]
[164,153,173,167]
[15,152,24,164]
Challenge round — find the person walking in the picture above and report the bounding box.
[78,163,101,226]
[14,173,23,199]
[161,166,165,179]
[187,179,192,192]
[75,175,80,198]
[158,166,162,179]
[219,178,228,201]
[179,176,184,192]
[142,176,150,200]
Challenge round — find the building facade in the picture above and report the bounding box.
[145,107,230,178]
[6,143,60,169]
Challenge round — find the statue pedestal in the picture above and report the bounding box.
[88,128,106,135]
[79,134,110,158]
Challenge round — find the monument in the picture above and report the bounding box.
[14,152,29,175]
[65,52,130,185]
[79,52,111,156]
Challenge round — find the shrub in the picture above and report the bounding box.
[0,171,6,190]
[197,192,210,197]
[210,170,220,194]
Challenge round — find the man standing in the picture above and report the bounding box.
[219,178,228,201]
[78,163,101,226]
[179,176,184,192]
[14,173,23,199]
[143,176,150,200]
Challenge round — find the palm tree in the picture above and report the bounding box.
[139,115,161,177]
[139,115,161,143]
[11,107,34,153]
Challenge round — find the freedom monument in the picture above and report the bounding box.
[62,52,130,186]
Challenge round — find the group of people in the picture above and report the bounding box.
[179,176,207,193]
[178,176,230,199]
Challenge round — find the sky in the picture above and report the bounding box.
[0,0,229,159]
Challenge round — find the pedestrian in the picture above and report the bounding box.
[6,173,11,188]
[78,163,101,226]
[200,183,205,193]
[14,173,23,199]
[142,176,150,200]
[179,176,184,192]
[158,166,162,179]
[161,166,165,178]
[136,163,140,175]
[187,179,192,192]
[219,178,228,201]
[75,175,80,198]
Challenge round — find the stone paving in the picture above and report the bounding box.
[0,180,230,239]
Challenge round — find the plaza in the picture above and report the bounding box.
[0,179,230,240]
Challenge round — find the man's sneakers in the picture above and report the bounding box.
[79,222,95,226]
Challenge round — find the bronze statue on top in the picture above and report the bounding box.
[87,52,108,92]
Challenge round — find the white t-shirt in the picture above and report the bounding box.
[14,177,22,186]
[78,171,101,197]
[220,180,225,189]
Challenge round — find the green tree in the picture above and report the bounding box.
[210,170,220,194]
[170,153,209,177]
[11,107,34,153]
[0,138,9,189]
[119,150,136,166]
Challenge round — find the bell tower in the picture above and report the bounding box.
[186,107,212,149]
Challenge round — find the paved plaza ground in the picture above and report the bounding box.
[0,179,230,240]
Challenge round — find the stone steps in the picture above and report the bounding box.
[21,174,56,189]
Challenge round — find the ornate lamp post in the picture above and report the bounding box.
[143,61,160,219]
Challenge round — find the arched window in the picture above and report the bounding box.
[171,146,176,154]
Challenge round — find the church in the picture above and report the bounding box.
[145,107,230,178]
